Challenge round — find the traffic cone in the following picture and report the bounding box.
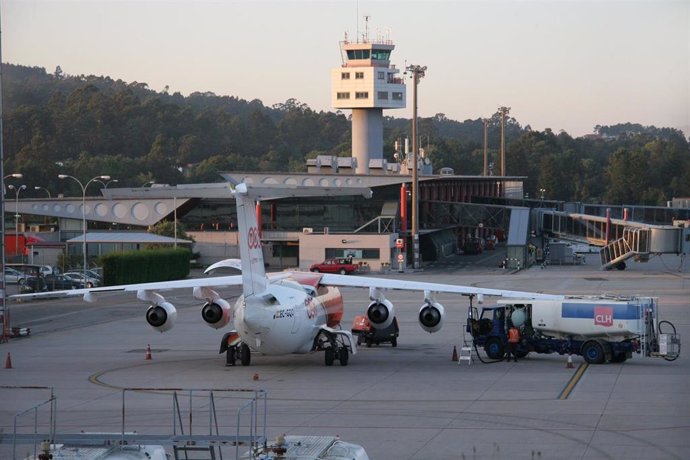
[145,345,152,360]
[252,373,259,381]
[5,352,12,369]
[566,355,574,368]
[452,346,458,362]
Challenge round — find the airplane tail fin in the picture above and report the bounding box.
[234,183,267,296]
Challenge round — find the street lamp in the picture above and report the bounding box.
[539,188,546,202]
[34,186,51,198]
[3,173,23,194]
[95,178,118,189]
[405,64,427,270]
[58,174,111,284]
[7,184,27,262]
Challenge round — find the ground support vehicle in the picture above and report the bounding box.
[351,315,399,347]
[467,296,680,364]
[309,258,360,275]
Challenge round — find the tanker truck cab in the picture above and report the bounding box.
[467,296,680,364]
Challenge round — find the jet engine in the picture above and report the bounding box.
[146,301,177,333]
[366,298,395,330]
[418,300,445,333]
[201,298,233,329]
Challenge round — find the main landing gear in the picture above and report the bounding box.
[315,331,351,367]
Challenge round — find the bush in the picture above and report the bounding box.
[100,248,191,285]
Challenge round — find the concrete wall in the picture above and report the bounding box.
[298,233,397,272]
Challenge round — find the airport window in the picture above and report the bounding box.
[337,92,350,100]
[326,248,380,260]
[377,91,388,100]
[355,92,369,99]
[371,49,391,60]
[392,92,403,100]
[341,72,350,80]
[355,72,364,79]
[347,49,371,60]
[377,72,385,80]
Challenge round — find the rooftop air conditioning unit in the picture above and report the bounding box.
[303,228,314,234]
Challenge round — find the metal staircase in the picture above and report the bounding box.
[599,227,651,270]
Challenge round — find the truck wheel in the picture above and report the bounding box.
[339,268,347,275]
[485,337,505,360]
[516,350,529,359]
[325,347,335,366]
[391,337,397,347]
[339,347,349,366]
[356,335,363,346]
[240,343,251,366]
[610,352,627,363]
[582,341,605,364]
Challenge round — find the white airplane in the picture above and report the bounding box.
[13,182,563,366]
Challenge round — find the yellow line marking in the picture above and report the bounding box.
[558,362,589,400]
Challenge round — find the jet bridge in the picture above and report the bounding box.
[538,209,689,270]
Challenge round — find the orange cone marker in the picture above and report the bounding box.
[145,345,152,360]
[566,355,574,368]
[452,346,458,362]
[253,373,259,381]
[5,352,12,369]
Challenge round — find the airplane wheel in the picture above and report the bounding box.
[339,347,349,366]
[226,348,236,366]
[240,343,251,366]
[325,347,335,366]
[391,338,397,347]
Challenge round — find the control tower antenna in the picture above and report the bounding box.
[363,15,370,42]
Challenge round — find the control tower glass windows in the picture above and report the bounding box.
[355,92,369,99]
[355,72,364,79]
[347,49,371,60]
[371,49,391,61]
[341,72,350,80]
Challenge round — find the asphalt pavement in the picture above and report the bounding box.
[1,251,688,459]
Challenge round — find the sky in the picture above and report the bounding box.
[3,0,689,138]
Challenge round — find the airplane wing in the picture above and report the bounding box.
[10,275,244,301]
[318,273,564,301]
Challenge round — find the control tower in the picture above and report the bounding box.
[331,31,406,174]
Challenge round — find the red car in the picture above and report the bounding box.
[309,258,359,275]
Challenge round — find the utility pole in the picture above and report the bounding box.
[483,118,489,176]
[406,64,426,270]
[497,106,510,176]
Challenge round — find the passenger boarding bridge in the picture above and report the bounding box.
[537,209,689,270]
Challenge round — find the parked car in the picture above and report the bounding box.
[45,274,84,290]
[19,276,48,293]
[63,272,101,288]
[309,258,360,275]
[4,267,27,285]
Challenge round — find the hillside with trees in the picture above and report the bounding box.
[3,63,689,205]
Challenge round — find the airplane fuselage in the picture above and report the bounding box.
[233,273,344,355]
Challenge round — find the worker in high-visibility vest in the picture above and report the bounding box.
[506,326,521,362]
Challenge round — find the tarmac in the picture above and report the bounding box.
[1,250,688,459]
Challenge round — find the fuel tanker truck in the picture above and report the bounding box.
[467,296,680,364]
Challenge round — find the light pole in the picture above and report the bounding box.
[497,106,511,176]
[406,64,427,270]
[7,184,27,262]
[3,173,22,194]
[539,188,546,203]
[96,178,118,189]
[34,186,51,198]
[58,174,111,284]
